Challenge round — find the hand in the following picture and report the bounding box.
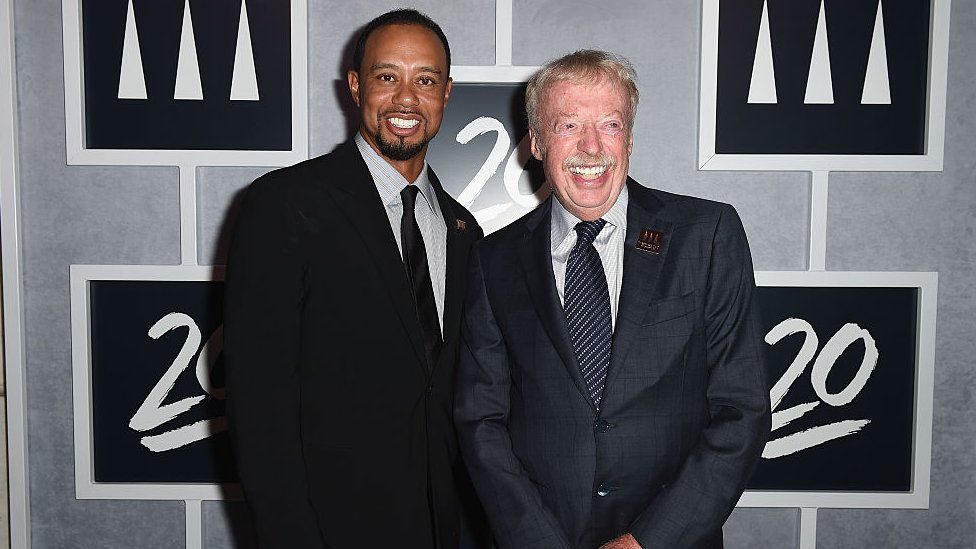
[599,533,643,549]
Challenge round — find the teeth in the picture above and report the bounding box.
[389,117,419,129]
[569,165,608,177]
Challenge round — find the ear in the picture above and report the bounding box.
[347,70,361,107]
[627,132,633,156]
[443,77,453,105]
[529,129,543,161]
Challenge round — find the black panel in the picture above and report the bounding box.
[714,0,930,155]
[90,280,233,483]
[81,0,291,150]
[749,286,918,492]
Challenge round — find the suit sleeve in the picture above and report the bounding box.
[629,205,771,548]
[454,246,573,549]
[224,177,326,548]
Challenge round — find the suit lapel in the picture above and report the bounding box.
[518,198,595,412]
[605,179,673,395]
[429,169,469,376]
[317,141,429,375]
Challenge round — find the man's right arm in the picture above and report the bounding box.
[455,246,573,549]
[224,177,325,548]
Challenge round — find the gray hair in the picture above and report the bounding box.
[525,50,639,135]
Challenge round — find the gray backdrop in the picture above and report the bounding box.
[10,0,974,547]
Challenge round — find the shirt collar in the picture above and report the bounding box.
[551,184,629,246]
[355,132,437,213]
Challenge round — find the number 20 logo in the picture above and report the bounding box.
[453,117,546,225]
[762,318,880,459]
[128,313,225,453]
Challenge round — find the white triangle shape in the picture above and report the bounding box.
[861,1,891,104]
[230,0,260,101]
[804,0,834,104]
[117,0,147,99]
[173,0,203,100]
[748,1,777,103]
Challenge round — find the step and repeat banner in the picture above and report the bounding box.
[65,0,945,527]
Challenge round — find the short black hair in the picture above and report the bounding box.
[352,9,451,76]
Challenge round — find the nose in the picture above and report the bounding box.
[392,81,418,108]
[577,124,601,157]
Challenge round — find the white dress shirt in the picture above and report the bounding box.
[550,186,629,330]
[356,133,447,335]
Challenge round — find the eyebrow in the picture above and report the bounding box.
[368,62,443,75]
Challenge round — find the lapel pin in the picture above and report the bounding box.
[636,229,664,254]
[456,219,467,231]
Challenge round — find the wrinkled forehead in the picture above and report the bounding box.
[539,75,630,116]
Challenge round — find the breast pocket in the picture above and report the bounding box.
[639,291,697,337]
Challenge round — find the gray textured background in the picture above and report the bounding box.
[10,0,973,547]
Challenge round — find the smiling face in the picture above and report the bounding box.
[347,23,452,179]
[530,78,633,221]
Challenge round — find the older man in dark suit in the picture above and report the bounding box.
[455,50,770,549]
[224,9,483,549]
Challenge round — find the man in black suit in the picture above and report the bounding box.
[455,50,770,549]
[224,10,482,548]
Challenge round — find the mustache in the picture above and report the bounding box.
[563,153,615,170]
[381,109,425,119]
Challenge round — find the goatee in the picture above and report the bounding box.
[373,128,430,161]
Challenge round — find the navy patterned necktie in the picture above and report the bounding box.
[564,219,612,409]
[401,185,442,372]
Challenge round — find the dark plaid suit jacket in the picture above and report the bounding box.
[455,179,770,549]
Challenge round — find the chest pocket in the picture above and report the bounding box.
[639,291,697,337]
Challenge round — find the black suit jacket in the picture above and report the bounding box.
[455,179,770,549]
[224,140,483,549]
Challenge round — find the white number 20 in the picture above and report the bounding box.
[128,312,225,452]
[762,318,879,459]
[455,117,545,225]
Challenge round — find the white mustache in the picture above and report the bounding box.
[563,154,614,170]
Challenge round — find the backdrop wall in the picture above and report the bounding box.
[6,0,974,547]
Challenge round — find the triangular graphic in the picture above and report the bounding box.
[861,1,891,104]
[117,0,147,99]
[804,0,833,104]
[173,0,203,100]
[748,0,777,103]
[230,0,260,101]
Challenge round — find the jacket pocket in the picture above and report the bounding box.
[639,291,696,336]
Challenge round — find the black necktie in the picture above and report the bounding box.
[564,219,612,409]
[400,185,442,371]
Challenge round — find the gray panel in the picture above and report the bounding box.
[672,172,809,271]
[203,501,257,549]
[309,0,495,157]
[15,0,183,545]
[724,507,798,549]
[197,167,276,266]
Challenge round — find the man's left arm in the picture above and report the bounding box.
[628,204,771,548]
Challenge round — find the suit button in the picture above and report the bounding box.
[595,483,612,497]
[594,419,613,433]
